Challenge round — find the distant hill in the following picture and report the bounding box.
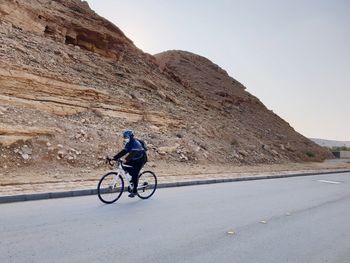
[310,138,350,148]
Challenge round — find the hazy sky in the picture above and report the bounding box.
[86,0,350,141]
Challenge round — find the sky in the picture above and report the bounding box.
[86,0,350,141]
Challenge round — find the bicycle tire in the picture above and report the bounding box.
[137,171,157,199]
[97,172,124,204]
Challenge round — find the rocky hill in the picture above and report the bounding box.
[0,0,332,172]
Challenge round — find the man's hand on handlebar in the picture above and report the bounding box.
[105,156,124,168]
[105,156,115,166]
[105,156,123,166]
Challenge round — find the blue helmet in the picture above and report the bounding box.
[122,130,134,139]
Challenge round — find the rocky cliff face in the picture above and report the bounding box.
[0,0,136,58]
[0,0,332,171]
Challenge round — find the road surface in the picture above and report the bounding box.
[1,172,350,263]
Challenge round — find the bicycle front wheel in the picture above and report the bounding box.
[137,171,157,199]
[97,172,124,204]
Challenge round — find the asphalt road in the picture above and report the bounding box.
[1,172,350,263]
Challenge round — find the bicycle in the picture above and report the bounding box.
[97,158,157,204]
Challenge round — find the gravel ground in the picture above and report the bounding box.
[1,159,349,196]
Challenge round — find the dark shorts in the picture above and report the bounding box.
[124,155,147,177]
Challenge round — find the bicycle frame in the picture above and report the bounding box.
[112,161,146,191]
[113,161,134,191]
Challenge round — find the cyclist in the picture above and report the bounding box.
[112,130,147,198]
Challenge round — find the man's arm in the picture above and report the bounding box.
[113,149,128,160]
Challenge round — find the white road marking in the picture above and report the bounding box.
[317,180,341,184]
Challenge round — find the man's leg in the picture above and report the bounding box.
[126,161,143,194]
[131,162,144,194]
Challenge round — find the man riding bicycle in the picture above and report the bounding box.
[112,130,147,198]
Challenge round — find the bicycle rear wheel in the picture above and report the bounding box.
[137,171,157,199]
[97,172,124,204]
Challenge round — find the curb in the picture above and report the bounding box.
[1,169,349,204]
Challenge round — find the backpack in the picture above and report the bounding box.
[138,139,148,151]
[138,139,148,164]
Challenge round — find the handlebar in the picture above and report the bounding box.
[105,157,122,166]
